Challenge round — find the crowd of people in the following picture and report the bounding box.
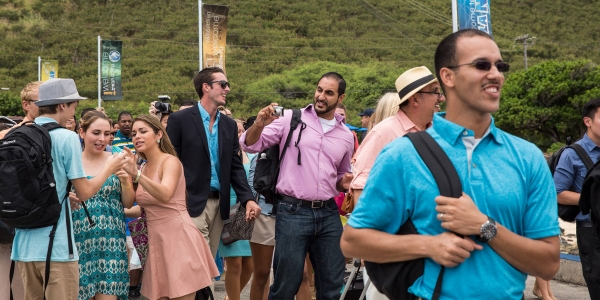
[1,28,599,300]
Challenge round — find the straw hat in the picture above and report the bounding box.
[395,66,438,104]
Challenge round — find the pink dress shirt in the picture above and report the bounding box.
[240,104,354,201]
[350,109,430,190]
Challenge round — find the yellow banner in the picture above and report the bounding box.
[41,60,58,81]
[202,4,229,71]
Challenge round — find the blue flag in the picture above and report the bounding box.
[457,0,492,36]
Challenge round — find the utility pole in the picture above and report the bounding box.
[514,34,536,70]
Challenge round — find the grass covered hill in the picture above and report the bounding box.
[1,0,600,123]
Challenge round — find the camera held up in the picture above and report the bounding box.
[155,95,172,114]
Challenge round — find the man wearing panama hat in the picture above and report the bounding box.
[350,66,445,207]
[11,78,127,299]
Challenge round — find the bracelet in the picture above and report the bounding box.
[133,170,141,183]
[122,181,132,189]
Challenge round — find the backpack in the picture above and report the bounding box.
[365,131,462,300]
[0,122,92,299]
[253,109,306,205]
[547,143,593,222]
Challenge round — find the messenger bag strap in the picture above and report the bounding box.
[406,131,462,300]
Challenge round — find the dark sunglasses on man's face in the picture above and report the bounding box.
[447,61,510,72]
[209,80,230,89]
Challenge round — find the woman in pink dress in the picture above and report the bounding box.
[122,114,218,300]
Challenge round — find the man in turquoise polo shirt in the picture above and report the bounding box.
[341,29,560,300]
[112,111,135,154]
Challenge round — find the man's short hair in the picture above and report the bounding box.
[80,107,96,119]
[434,29,493,91]
[318,72,346,96]
[194,67,225,99]
[20,81,42,102]
[180,100,196,107]
[583,98,600,119]
[118,111,132,121]
[38,101,76,115]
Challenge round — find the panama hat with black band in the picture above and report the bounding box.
[35,78,87,107]
[395,66,438,104]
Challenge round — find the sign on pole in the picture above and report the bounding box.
[40,60,59,81]
[100,39,123,100]
[202,4,229,71]
[457,0,492,36]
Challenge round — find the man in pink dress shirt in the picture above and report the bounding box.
[351,66,445,204]
[240,72,354,300]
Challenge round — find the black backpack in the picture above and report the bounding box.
[365,131,462,300]
[253,109,306,205]
[547,143,593,222]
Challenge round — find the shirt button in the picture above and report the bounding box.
[463,131,468,136]
[472,163,477,168]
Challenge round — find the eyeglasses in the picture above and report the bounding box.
[417,91,445,100]
[446,61,510,72]
[209,80,230,89]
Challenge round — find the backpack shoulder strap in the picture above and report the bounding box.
[405,130,462,300]
[406,131,462,198]
[279,109,305,166]
[569,144,594,170]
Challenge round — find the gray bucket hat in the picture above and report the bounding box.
[35,78,87,107]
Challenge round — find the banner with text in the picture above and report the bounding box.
[458,0,492,36]
[101,39,123,100]
[40,60,58,81]
[202,4,229,71]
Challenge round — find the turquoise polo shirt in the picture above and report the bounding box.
[198,103,221,192]
[112,130,136,154]
[348,113,560,300]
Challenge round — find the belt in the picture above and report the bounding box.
[576,220,593,228]
[278,195,334,209]
[208,191,220,199]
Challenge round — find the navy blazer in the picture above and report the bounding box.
[166,104,254,220]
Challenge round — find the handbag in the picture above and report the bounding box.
[227,203,255,240]
[340,191,355,214]
[128,208,149,269]
[364,131,462,300]
[221,202,240,246]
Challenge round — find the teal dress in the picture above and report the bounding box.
[218,154,253,257]
[72,175,129,300]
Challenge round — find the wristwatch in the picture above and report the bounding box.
[477,216,497,243]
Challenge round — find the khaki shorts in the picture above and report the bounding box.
[18,260,78,300]
[250,214,276,246]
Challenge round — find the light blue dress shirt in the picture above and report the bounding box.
[198,103,221,192]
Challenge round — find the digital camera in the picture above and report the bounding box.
[273,106,284,117]
[155,95,172,114]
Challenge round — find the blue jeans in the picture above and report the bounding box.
[268,200,345,300]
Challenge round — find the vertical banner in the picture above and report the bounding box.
[457,0,492,36]
[40,60,58,81]
[100,40,123,100]
[202,4,229,71]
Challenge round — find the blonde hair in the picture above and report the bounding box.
[133,114,177,160]
[369,92,402,130]
[20,81,43,114]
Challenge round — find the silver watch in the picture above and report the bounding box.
[477,216,497,243]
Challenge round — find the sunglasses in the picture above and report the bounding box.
[447,61,510,72]
[209,80,230,89]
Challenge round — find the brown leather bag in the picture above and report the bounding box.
[340,191,355,214]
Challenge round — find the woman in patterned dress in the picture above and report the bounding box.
[70,110,135,300]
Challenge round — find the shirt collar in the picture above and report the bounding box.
[580,133,599,152]
[34,116,56,125]
[115,130,129,139]
[432,112,503,145]
[198,102,220,123]
[395,109,431,132]
[305,104,345,125]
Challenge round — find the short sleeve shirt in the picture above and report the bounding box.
[348,113,560,300]
[12,117,86,262]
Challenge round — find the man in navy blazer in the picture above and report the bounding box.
[167,67,261,257]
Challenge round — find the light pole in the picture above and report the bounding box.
[514,34,536,70]
[0,88,9,91]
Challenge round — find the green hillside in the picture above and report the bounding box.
[1,0,600,125]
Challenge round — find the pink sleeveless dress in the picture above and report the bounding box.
[136,158,219,299]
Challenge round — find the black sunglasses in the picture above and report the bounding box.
[209,80,230,89]
[447,61,510,72]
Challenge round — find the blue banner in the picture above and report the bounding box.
[457,0,492,36]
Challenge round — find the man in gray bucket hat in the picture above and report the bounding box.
[11,78,127,299]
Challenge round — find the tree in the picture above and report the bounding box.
[495,60,600,150]
[0,91,23,117]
